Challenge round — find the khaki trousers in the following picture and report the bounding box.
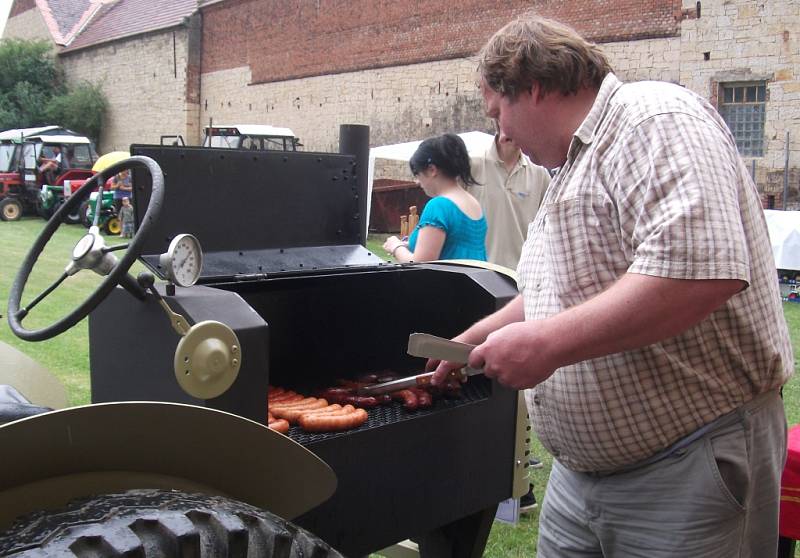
[538,391,787,558]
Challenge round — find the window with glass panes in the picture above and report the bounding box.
[719,83,766,157]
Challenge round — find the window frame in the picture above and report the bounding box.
[718,81,767,158]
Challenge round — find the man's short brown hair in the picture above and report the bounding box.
[479,16,612,99]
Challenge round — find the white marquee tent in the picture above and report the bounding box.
[764,210,800,271]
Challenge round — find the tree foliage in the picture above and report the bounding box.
[0,38,62,96]
[0,39,62,128]
[45,83,107,143]
[0,38,106,142]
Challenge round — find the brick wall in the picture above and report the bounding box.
[202,0,681,84]
[59,27,200,153]
[9,0,791,205]
[197,34,684,156]
[198,0,799,204]
[677,0,800,205]
[200,58,491,153]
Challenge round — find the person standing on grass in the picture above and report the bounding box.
[468,127,550,270]
[430,15,792,557]
[383,133,487,263]
[112,169,132,213]
[118,197,135,238]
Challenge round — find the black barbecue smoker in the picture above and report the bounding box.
[80,125,528,557]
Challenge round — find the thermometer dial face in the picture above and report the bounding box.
[165,234,203,287]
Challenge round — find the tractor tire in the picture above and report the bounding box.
[36,202,54,220]
[0,198,23,221]
[105,215,121,235]
[0,489,343,558]
[63,201,83,225]
[79,200,92,227]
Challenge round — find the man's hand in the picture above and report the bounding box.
[429,295,527,386]
[430,275,745,391]
[425,331,471,379]
[470,321,557,389]
[430,320,556,390]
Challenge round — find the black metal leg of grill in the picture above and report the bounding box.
[415,505,497,558]
[777,536,796,558]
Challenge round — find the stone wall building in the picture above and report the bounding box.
[4,0,799,204]
[4,0,200,152]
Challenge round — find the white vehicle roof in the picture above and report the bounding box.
[204,124,296,137]
[26,134,92,145]
[0,126,65,141]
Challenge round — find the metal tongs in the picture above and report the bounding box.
[357,333,483,395]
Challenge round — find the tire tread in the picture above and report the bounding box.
[0,490,342,558]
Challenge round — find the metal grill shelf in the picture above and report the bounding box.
[282,377,492,445]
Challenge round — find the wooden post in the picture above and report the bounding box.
[408,206,419,232]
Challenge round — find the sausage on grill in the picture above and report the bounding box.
[268,391,303,404]
[409,387,433,408]
[267,413,290,434]
[270,398,330,422]
[270,397,327,410]
[319,388,380,408]
[391,389,418,410]
[275,402,343,424]
[299,407,368,432]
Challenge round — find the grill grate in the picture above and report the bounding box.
[284,377,492,445]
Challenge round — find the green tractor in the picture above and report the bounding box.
[38,180,87,225]
[80,188,120,234]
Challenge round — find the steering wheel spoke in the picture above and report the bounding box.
[15,272,70,320]
[7,156,164,341]
[102,242,131,254]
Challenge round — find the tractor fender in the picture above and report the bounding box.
[0,341,68,410]
[0,401,337,530]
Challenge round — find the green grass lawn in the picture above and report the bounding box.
[2,219,799,557]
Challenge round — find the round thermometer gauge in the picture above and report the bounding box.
[162,234,203,287]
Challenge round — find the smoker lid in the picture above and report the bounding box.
[129,144,387,282]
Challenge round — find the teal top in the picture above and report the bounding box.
[408,197,487,261]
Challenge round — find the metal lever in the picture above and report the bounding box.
[136,272,242,399]
[137,272,189,336]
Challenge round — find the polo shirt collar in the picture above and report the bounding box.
[488,138,527,169]
[573,73,622,145]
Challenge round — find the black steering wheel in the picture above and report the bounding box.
[7,156,164,341]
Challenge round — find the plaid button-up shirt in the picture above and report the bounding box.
[518,73,793,472]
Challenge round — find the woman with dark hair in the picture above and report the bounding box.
[383,133,487,262]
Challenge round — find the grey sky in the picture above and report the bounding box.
[0,0,11,38]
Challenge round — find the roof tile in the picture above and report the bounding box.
[32,0,101,45]
[62,0,197,52]
[48,0,95,38]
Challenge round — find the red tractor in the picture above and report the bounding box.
[0,134,97,222]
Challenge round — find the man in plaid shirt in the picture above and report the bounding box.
[431,15,792,558]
